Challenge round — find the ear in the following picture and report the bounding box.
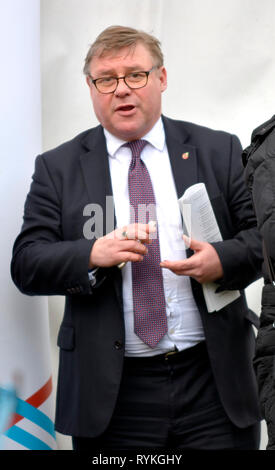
[159,66,167,92]
[86,75,94,99]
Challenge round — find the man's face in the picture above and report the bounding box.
[87,42,167,141]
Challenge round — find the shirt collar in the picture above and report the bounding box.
[104,117,165,158]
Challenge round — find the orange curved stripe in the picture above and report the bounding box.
[9,376,53,428]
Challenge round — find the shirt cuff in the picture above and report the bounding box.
[88,267,99,287]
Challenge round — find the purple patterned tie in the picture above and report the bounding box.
[127,140,168,348]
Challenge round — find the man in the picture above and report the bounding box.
[11,26,263,450]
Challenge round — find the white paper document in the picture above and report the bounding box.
[178,183,240,312]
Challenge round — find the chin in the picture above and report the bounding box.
[113,127,142,141]
[114,122,153,141]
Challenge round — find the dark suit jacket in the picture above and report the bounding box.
[11,116,263,437]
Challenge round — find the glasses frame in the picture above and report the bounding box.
[88,66,158,94]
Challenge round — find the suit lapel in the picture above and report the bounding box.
[162,116,198,198]
[79,125,116,236]
[79,125,123,309]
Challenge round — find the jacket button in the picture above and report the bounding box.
[114,341,123,350]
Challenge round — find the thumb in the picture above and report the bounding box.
[182,234,203,251]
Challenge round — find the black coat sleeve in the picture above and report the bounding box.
[11,154,94,296]
[253,284,275,450]
[244,125,275,449]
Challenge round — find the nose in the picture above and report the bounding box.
[114,78,131,96]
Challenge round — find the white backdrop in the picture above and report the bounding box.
[41,0,275,450]
[0,0,56,450]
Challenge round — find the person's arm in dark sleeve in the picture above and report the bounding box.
[11,154,98,296]
[253,284,275,449]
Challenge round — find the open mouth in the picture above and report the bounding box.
[116,104,135,113]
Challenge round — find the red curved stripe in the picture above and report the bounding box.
[9,376,53,428]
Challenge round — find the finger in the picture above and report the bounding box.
[107,228,125,240]
[160,262,190,276]
[160,258,198,271]
[129,222,157,241]
[100,222,157,242]
[112,226,146,241]
[131,221,157,233]
[182,234,191,248]
[118,252,145,264]
[148,220,157,232]
[182,234,204,251]
[117,223,156,243]
[119,240,149,255]
[160,260,184,275]
[160,257,207,282]
[160,261,203,279]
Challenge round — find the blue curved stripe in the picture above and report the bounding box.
[5,425,52,450]
[15,397,56,438]
[0,386,17,435]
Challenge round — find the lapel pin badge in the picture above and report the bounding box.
[182,152,189,160]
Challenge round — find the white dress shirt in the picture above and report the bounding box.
[104,117,205,356]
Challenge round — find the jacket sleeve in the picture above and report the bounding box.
[253,283,275,450]
[10,154,96,296]
[211,134,263,291]
[244,125,275,449]
[246,128,275,268]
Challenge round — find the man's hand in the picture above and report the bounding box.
[160,235,224,283]
[89,223,156,269]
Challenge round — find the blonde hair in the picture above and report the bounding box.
[83,25,164,75]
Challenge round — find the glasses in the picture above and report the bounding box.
[89,66,158,94]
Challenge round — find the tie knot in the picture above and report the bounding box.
[127,139,147,158]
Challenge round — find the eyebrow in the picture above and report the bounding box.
[92,65,149,77]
